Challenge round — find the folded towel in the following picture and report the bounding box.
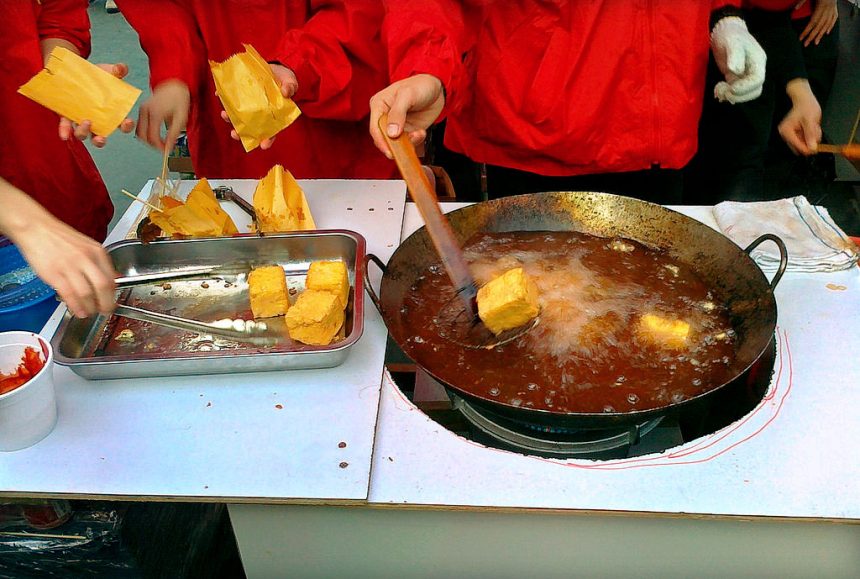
[713,196,859,273]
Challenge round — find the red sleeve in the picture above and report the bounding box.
[116,0,207,92]
[268,0,387,121]
[37,0,91,58]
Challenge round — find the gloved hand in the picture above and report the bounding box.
[710,16,767,104]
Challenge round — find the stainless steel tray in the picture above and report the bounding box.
[51,231,365,379]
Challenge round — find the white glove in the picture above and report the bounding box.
[710,16,767,104]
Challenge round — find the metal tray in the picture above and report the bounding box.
[51,231,365,379]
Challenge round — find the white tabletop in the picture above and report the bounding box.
[368,202,860,520]
[0,179,407,503]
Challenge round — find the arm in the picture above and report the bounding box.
[779,78,822,155]
[268,0,388,121]
[368,0,469,156]
[0,179,116,318]
[117,0,205,151]
[37,0,91,60]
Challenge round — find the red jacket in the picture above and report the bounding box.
[386,0,740,177]
[118,0,396,180]
[0,0,112,241]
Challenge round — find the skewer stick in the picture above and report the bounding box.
[847,107,860,146]
[121,189,162,213]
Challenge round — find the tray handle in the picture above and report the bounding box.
[744,234,788,290]
[363,254,387,312]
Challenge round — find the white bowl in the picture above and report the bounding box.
[0,331,57,451]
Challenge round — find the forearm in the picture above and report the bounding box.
[0,179,56,242]
[786,78,816,105]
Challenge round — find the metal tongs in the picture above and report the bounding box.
[111,266,277,346]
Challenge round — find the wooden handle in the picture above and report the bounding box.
[379,114,477,314]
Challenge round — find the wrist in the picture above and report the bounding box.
[785,78,813,103]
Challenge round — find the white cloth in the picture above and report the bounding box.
[713,196,859,272]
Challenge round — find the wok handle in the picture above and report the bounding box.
[363,253,387,313]
[744,234,788,290]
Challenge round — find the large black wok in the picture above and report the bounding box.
[365,192,787,429]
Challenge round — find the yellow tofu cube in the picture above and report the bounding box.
[306,261,349,309]
[248,265,289,319]
[476,267,540,335]
[637,314,690,350]
[285,290,345,346]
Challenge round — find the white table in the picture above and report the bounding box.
[0,179,406,504]
[231,203,860,579]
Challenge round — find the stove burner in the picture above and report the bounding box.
[453,395,663,459]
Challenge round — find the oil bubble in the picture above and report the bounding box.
[510,398,523,407]
[489,387,500,397]
[627,393,639,404]
[603,405,615,413]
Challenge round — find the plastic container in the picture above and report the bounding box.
[0,331,57,451]
[0,237,58,333]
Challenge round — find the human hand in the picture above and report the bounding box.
[369,74,445,159]
[58,63,134,147]
[14,216,117,319]
[799,0,838,47]
[222,63,297,150]
[710,17,767,104]
[136,79,190,152]
[779,79,822,155]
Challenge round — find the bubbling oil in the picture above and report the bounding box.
[400,232,737,414]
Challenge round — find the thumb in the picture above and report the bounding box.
[725,43,746,77]
[386,89,412,138]
[802,118,822,153]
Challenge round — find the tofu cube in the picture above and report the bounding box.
[306,261,350,309]
[476,267,540,335]
[286,290,345,346]
[248,265,289,318]
[637,314,690,350]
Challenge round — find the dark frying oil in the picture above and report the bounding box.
[400,232,737,414]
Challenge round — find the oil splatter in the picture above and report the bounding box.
[825,283,847,291]
[275,404,283,410]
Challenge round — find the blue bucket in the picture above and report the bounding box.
[0,237,58,333]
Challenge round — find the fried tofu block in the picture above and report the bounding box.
[637,314,690,350]
[286,290,345,346]
[476,267,540,335]
[185,178,238,235]
[248,265,289,319]
[306,261,349,309]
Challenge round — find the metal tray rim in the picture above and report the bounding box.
[50,230,366,370]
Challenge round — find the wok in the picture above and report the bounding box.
[365,192,787,429]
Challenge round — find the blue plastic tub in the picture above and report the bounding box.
[0,237,58,333]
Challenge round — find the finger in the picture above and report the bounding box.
[230,129,240,142]
[221,110,231,124]
[119,118,135,133]
[386,89,413,139]
[59,117,73,141]
[368,94,392,157]
[260,137,276,150]
[74,120,92,141]
[725,45,746,77]
[802,118,822,153]
[112,62,129,79]
[52,278,85,319]
[147,110,165,150]
[80,259,116,315]
[281,79,298,99]
[164,120,182,154]
[60,271,98,318]
[92,136,107,148]
[799,22,814,43]
[779,123,803,155]
[408,129,427,147]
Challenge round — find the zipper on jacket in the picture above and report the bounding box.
[647,0,662,166]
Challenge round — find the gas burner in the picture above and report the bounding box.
[452,395,666,459]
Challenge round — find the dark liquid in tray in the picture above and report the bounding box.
[400,232,738,414]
